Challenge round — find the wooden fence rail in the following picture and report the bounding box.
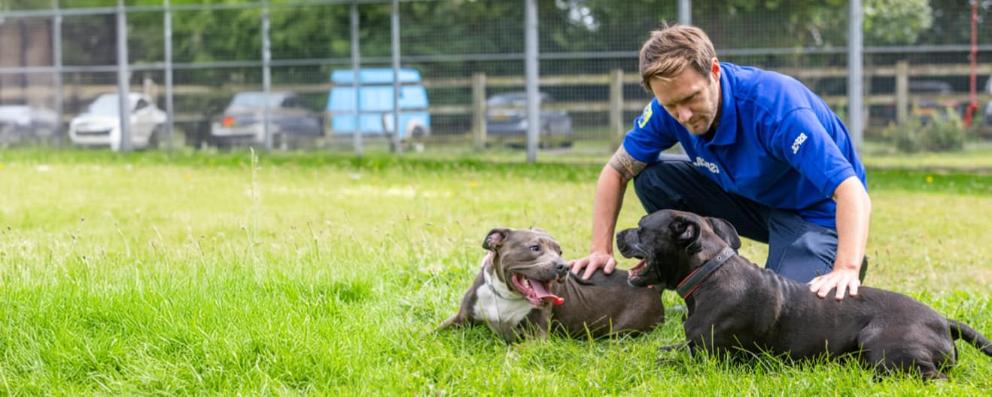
[1,62,989,136]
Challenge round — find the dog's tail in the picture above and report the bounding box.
[948,319,992,357]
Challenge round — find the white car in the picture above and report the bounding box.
[69,93,167,151]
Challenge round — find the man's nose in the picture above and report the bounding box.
[676,106,693,123]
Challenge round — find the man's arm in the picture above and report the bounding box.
[570,146,646,279]
[808,176,871,300]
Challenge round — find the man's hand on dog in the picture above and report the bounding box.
[569,251,616,280]
[808,267,860,300]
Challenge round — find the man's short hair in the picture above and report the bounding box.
[638,24,717,90]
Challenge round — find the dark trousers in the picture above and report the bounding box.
[632,155,839,283]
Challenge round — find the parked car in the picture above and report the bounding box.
[908,80,963,124]
[0,104,58,145]
[327,68,430,139]
[984,76,992,126]
[68,93,167,151]
[210,91,323,149]
[485,91,573,147]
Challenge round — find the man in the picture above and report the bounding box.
[569,24,871,301]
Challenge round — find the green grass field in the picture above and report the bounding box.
[0,148,990,394]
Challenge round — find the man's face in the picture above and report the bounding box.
[648,59,721,135]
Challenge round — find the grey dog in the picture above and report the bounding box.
[617,209,992,379]
[439,227,664,341]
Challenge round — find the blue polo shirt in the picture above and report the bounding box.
[624,62,867,229]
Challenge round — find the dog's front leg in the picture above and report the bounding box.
[656,340,696,366]
[659,341,690,352]
[525,308,551,340]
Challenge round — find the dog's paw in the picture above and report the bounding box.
[655,341,690,365]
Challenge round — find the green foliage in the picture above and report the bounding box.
[864,0,933,45]
[883,119,925,153]
[884,110,966,154]
[922,111,966,152]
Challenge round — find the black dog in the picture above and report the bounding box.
[617,209,992,379]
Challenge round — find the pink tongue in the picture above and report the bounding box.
[529,278,564,305]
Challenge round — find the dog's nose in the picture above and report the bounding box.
[555,262,569,274]
[616,232,629,250]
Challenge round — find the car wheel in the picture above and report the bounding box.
[147,126,164,149]
[411,126,426,139]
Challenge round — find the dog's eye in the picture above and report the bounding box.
[529,245,541,252]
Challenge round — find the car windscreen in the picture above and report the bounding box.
[487,95,526,108]
[88,95,127,116]
[487,93,548,108]
[229,93,285,109]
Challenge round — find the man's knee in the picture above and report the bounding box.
[768,230,836,283]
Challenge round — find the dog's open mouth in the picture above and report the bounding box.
[511,273,564,306]
[628,258,648,278]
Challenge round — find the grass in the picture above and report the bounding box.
[0,147,990,394]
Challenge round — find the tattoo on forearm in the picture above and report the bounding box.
[608,146,646,182]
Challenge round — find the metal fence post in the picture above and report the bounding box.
[116,0,131,152]
[472,72,487,151]
[351,1,363,157]
[609,68,624,151]
[391,0,401,153]
[848,0,864,150]
[524,0,539,163]
[164,0,174,151]
[52,0,63,144]
[679,0,691,25]
[262,4,273,151]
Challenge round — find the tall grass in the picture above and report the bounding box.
[0,149,989,394]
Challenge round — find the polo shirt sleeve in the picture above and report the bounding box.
[621,99,678,164]
[768,108,858,198]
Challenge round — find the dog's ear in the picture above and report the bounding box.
[483,228,510,251]
[669,216,701,253]
[706,217,741,251]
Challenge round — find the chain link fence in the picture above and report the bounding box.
[0,0,989,158]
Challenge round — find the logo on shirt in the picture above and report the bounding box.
[637,104,653,128]
[693,156,720,174]
[791,132,808,154]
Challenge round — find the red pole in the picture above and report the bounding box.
[964,0,979,127]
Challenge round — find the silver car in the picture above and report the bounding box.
[485,92,574,147]
[0,105,58,145]
[210,91,323,149]
[984,76,992,126]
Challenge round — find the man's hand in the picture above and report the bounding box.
[808,267,860,300]
[569,251,616,280]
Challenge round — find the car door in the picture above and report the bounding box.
[280,95,320,136]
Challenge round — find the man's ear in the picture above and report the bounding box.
[706,217,741,251]
[483,228,511,251]
[670,217,701,253]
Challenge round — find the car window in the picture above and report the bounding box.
[909,81,952,95]
[487,93,551,107]
[88,95,122,116]
[231,92,286,108]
